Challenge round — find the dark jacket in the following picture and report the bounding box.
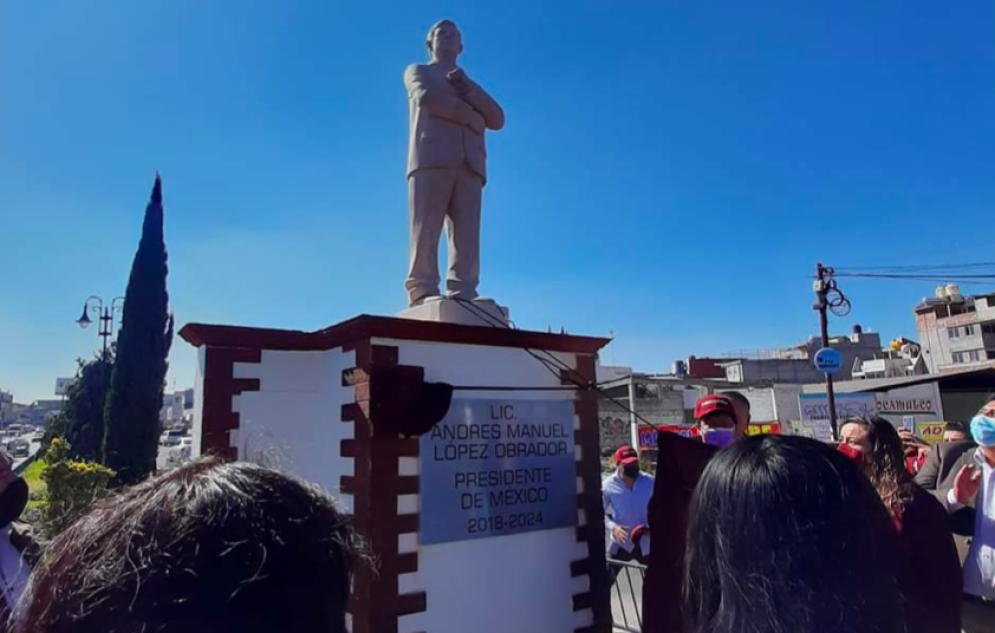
[900,486,964,633]
[641,433,717,633]
[914,441,979,542]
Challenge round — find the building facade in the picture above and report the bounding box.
[160,388,195,428]
[915,285,995,373]
[14,400,62,427]
[0,391,13,425]
[720,327,886,384]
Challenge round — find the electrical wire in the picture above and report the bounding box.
[836,272,995,281]
[449,298,662,430]
[827,261,995,286]
[834,262,995,272]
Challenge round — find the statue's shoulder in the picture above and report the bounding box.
[404,63,431,77]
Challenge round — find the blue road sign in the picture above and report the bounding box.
[814,347,842,374]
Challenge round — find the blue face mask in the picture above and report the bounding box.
[970,415,995,447]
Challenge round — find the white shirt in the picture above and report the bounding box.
[947,449,995,599]
[0,526,29,612]
[602,471,654,556]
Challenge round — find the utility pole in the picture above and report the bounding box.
[628,374,640,454]
[814,263,839,440]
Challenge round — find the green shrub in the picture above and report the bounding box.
[40,437,115,538]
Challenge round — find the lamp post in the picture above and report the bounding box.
[76,296,124,362]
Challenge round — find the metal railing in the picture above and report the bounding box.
[609,558,646,632]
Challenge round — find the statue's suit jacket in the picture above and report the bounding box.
[404,63,504,185]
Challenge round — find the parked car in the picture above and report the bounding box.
[7,440,29,458]
[159,430,185,447]
[32,431,44,442]
[165,438,194,469]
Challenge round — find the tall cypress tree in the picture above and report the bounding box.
[103,175,174,485]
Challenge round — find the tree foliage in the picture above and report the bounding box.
[103,175,174,485]
[62,357,113,462]
[40,437,115,538]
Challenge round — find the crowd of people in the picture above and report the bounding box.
[0,393,987,632]
[625,391,995,633]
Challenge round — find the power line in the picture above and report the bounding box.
[449,298,662,430]
[834,261,995,272]
[834,272,995,280]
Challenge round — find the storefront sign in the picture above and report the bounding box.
[799,393,876,422]
[790,418,835,442]
[420,399,577,545]
[637,424,700,449]
[745,422,783,436]
[879,398,936,414]
[917,421,947,443]
[876,384,938,415]
[637,422,782,449]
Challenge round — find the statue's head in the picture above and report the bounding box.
[426,19,462,62]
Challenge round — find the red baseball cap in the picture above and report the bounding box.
[613,445,639,466]
[694,394,735,420]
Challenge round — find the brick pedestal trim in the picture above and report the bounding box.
[342,341,427,633]
[200,347,262,460]
[563,355,611,633]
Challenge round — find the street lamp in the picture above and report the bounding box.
[76,296,124,361]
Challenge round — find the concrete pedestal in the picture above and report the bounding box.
[398,297,510,327]
[180,315,610,633]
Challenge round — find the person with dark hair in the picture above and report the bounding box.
[916,419,979,564]
[685,434,912,633]
[916,403,995,632]
[983,393,995,419]
[839,417,961,633]
[943,421,970,443]
[0,449,36,633]
[18,458,355,633]
[720,390,751,435]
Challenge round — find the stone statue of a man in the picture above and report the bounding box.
[403,20,505,307]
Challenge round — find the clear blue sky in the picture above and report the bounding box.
[2,1,993,402]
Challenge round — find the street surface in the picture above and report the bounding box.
[5,431,43,471]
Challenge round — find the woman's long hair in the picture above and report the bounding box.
[19,458,357,633]
[684,435,908,633]
[841,416,916,520]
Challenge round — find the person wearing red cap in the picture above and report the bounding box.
[694,394,741,442]
[642,393,749,633]
[602,445,654,578]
